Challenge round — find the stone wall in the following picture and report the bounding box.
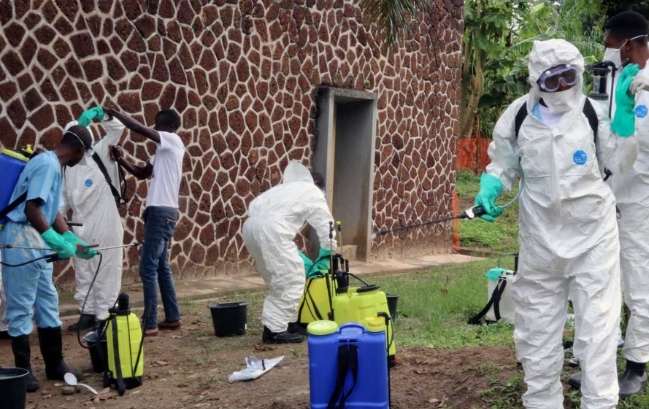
[0,0,464,289]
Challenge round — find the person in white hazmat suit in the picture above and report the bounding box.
[569,11,649,399]
[243,161,336,344]
[60,109,125,332]
[474,39,640,408]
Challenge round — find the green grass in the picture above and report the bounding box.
[373,258,517,349]
[455,170,520,252]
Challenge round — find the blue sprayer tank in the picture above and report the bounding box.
[0,148,30,229]
[307,319,389,408]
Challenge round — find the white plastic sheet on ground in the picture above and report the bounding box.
[228,356,284,383]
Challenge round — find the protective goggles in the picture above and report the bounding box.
[537,65,580,92]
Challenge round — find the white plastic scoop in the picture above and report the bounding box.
[64,372,98,395]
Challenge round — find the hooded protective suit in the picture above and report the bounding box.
[607,58,649,365]
[486,39,638,409]
[242,161,337,333]
[60,118,125,320]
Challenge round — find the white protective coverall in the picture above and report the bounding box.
[607,58,649,364]
[486,39,638,409]
[60,118,125,320]
[242,161,337,333]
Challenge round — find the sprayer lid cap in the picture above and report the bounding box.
[364,317,386,333]
[307,320,338,336]
[1,149,29,162]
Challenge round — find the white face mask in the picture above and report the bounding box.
[603,34,649,69]
[539,87,579,113]
[603,47,622,69]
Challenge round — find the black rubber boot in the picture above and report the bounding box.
[288,322,308,336]
[262,326,304,344]
[11,335,40,392]
[619,360,647,399]
[68,314,97,332]
[568,372,582,389]
[37,327,83,381]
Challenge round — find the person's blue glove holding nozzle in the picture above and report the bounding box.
[475,173,504,222]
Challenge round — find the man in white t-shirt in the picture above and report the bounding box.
[104,108,186,337]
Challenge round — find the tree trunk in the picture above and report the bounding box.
[459,48,486,140]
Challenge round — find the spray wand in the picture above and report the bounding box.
[372,178,523,239]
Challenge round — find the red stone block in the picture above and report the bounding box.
[168,58,187,85]
[152,54,169,82]
[174,88,188,113]
[82,60,104,82]
[117,92,142,113]
[40,128,62,150]
[0,117,17,148]
[165,20,182,43]
[29,104,54,131]
[40,79,60,102]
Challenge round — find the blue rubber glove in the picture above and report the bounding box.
[62,231,97,260]
[312,248,333,272]
[475,173,504,223]
[78,107,105,127]
[41,228,76,259]
[612,64,640,137]
[298,249,314,275]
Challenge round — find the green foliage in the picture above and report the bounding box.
[373,259,517,349]
[476,0,608,139]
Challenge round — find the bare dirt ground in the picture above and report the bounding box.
[0,303,522,409]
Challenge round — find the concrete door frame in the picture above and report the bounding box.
[313,87,378,262]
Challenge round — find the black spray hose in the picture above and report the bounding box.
[371,205,487,239]
[77,252,107,349]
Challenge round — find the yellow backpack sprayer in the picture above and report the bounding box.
[100,293,144,395]
[298,221,397,365]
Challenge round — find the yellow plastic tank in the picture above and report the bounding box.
[333,285,396,362]
[106,294,143,393]
[298,272,337,324]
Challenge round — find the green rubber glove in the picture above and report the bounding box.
[77,107,105,127]
[41,228,76,259]
[612,64,640,137]
[62,231,98,260]
[298,249,314,275]
[475,173,504,223]
[312,248,333,272]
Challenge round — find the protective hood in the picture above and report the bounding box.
[282,160,314,184]
[64,120,95,141]
[528,39,585,86]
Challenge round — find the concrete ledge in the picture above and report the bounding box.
[58,253,482,318]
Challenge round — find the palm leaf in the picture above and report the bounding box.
[358,0,431,48]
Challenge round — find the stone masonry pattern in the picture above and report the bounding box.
[0,0,464,289]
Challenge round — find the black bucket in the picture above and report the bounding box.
[209,302,248,337]
[84,331,108,373]
[0,367,29,409]
[387,294,399,319]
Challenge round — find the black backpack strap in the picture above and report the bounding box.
[92,153,124,207]
[583,99,598,140]
[467,277,508,325]
[514,103,529,138]
[583,99,613,181]
[0,192,28,221]
[327,344,359,409]
[110,316,127,395]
